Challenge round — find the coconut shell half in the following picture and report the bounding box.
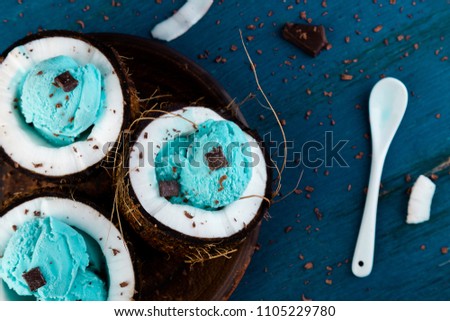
[115,106,272,263]
[0,189,135,301]
[0,30,138,181]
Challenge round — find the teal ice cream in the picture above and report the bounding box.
[155,119,252,210]
[19,55,104,146]
[0,217,107,301]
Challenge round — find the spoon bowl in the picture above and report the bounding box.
[352,77,408,278]
[369,78,409,155]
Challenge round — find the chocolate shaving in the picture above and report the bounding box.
[282,23,329,57]
[205,146,228,170]
[54,71,79,92]
[159,180,180,197]
[218,175,228,192]
[23,267,46,292]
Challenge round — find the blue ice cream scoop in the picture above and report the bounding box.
[19,55,104,146]
[155,119,252,210]
[0,217,107,301]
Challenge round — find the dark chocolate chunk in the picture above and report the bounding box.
[23,267,46,292]
[205,146,228,170]
[159,180,180,197]
[54,71,79,92]
[282,23,328,57]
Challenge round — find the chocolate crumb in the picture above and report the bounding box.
[159,180,180,197]
[112,248,120,256]
[340,73,353,81]
[314,207,323,220]
[23,267,46,292]
[373,25,383,33]
[441,247,448,255]
[12,225,17,231]
[284,226,293,233]
[32,163,43,168]
[301,294,312,301]
[325,279,333,285]
[304,262,314,270]
[218,174,228,192]
[119,282,128,288]
[76,20,85,29]
[184,211,194,219]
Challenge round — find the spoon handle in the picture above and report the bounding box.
[352,156,384,277]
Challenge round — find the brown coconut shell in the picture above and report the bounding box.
[114,105,272,263]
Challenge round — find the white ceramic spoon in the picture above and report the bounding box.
[352,77,408,277]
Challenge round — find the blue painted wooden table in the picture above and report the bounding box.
[0,0,449,300]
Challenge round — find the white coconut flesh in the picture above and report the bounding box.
[151,0,214,42]
[129,107,267,239]
[406,175,436,224]
[0,36,124,177]
[0,196,135,301]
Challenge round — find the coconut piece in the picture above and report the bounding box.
[116,107,270,261]
[151,0,213,42]
[406,175,436,224]
[0,195,135,301]
[0,31,136,179]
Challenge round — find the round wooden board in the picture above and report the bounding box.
[0,33,262,301]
